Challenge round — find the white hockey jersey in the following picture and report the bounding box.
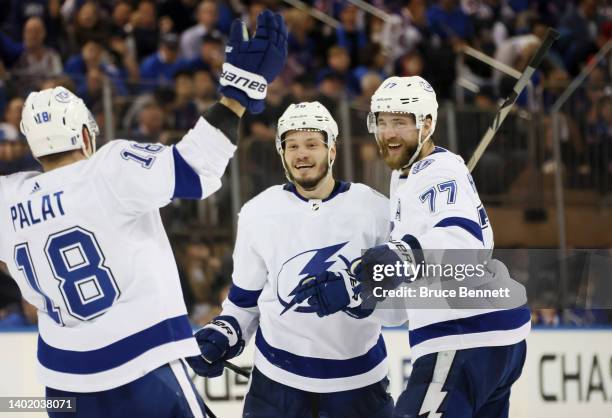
[0,117,235,392]
[385,146,530,361]
[221,182,390,393]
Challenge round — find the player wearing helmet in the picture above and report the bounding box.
[294,76,530,418]
[1,10,287,418]
[187,101,394,418]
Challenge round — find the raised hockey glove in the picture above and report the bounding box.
[185,316,245,378]
[291,269,362,317]
[219,10,288,114]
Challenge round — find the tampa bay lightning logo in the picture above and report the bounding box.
[55,91,72,103]
[277,242,355,314]
[412,159,433,174]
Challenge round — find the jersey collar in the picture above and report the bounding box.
[283,181,351,202]
[399,146,448,179]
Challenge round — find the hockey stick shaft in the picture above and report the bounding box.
[466,28,559,172]
[223,360,251,378]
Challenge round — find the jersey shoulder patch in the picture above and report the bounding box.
[412,158,434,174]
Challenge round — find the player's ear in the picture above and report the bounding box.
[82,126,93,157]
[329,143,337,164]
[423,116,433,137]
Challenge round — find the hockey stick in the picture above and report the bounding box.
[223,360,252,378]
[466,28,560,172]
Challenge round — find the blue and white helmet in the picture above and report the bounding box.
[20,87,99,159]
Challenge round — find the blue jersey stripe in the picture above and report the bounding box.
[172,147,203,199]
[255,329,387,379]
[38,315,194,374]
[434,216,484,244]
[409,306,531,347]
[228,284,262,308]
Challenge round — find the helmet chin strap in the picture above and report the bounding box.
[401,128,432,171]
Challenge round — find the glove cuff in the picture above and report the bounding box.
[220,63,268,100]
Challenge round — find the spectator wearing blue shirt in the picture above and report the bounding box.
[427,0,474,40]
[64,41,128,97]
[139,33,186,91]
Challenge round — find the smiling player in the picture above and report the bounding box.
[186,102,394,418]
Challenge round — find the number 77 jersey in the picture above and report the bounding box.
[0,118,235,392]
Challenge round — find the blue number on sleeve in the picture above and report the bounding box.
[14,244,63,325]
[120,143,163,168]
[437,180,457,204]
[121,150,156,168]
[45,227,119,321]
[420,180,457,213]
[477,204,490,229]
[419,188,436,213]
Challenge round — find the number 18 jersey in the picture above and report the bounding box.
[0,117,235,392]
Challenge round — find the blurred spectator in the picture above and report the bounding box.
[64,41,128,97]
[133,102,166,142]
[352,43,388,92]
[170,70,199,131]
[284,8,318,79]
[493,19,547,90]
[131,0,160,61]
[0,298,38,327]
[181,32,224,77]
[192,69,217,113]
[0,122,39,175]
[2,0,62,47]
[159,0,200,35]
[395,49,425,77]
[241,79,288,197]
[318,71,346,103]
[3,96,24,132]
[354,71,383,110]
[532,308,561,326]
[427,0,474,41]
[139,33,185,90]
[559,0,602,75]
[317,45,358,95]
[180,0,221,60]
[69,1,110,53]
[334,3,367,68]
[12,17,62,90]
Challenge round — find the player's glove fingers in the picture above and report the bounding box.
[228,19,248,48]
[254,9,274,40]
[185,355,225,378]
[274,13,288,51]
[293,285,318,304]
[194,328,230,362]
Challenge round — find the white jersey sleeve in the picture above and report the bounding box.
[218,203,265,343]
[95,117,236,216]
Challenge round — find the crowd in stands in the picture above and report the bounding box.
[0,0,610,326]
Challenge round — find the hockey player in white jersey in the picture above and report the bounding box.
[0,11,287,418]
[293,76,531,418]
[186,102,394,418]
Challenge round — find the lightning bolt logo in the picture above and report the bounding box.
[277,242,348,315]
[417,351,455,418]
